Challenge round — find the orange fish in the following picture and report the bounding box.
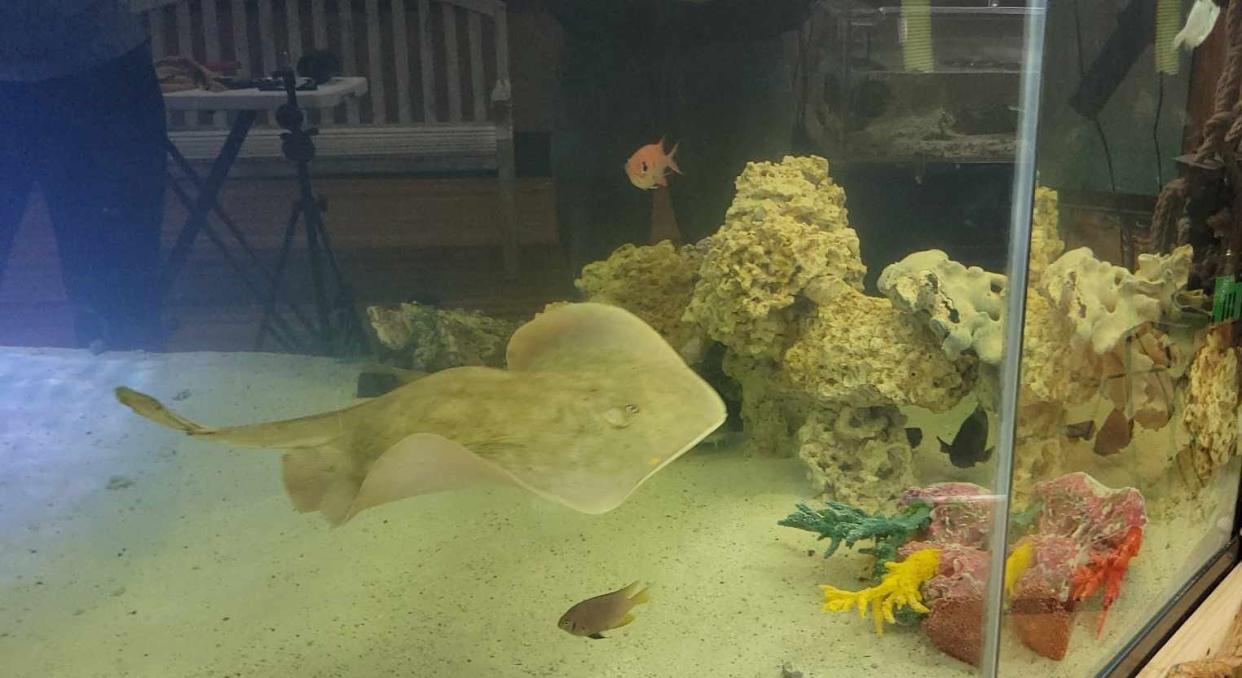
[625,137,681,190]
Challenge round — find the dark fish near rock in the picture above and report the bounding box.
[905,427,924,447]
[1063,420,1096,441]
[1093,408,1133,456]
[938,405,993,469]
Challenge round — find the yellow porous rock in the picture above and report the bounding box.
[685,155,865,358]
[1018,291,1101,407]
[576,240,707,363]
[821,548,941,635]
[795,406,917,510]
[782,286,971,411]
[1028,186,1065,281]
[1179,330,1240,486]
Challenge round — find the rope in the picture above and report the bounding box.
[1195,0,1242,163]
[1150,177,1188,252]
[1217,0,1242,115]
[1151,0,1242,261]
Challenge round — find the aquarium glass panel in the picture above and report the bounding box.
[999,0,1242,676]
[10,1,1215,678]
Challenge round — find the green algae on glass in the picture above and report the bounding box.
[779,501,933,577]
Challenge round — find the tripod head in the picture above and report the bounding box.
[274,67,317,163]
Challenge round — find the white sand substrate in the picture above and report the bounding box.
[0,348,1233,678]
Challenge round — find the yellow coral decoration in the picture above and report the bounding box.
[1004,540,1035,599]
[821,548,941,635]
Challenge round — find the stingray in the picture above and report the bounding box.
[114,303,726,525]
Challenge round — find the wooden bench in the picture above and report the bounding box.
[141,0,519,276]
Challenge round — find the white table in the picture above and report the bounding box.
[160,77,368,354]
[162,76,367,112]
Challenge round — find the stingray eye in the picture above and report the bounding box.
[602,405,635,428]
[625,404,640,415]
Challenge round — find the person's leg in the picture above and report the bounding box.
[0,80,35,292]
[34,43,167,350]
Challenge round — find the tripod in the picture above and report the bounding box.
[255,68,366,356]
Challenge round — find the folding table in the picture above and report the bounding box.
[160,76,367,353]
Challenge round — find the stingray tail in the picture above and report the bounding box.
[115,387,214,435]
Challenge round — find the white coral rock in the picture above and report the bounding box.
[1040,245,1191,355]
[877,250,1007,364]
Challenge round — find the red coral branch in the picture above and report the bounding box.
[1069,526,1144,637]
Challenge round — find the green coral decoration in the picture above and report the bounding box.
[1009,500,1043,537]
[891,604,925,628]
[778,500,933,577]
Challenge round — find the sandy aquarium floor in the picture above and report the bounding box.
[0,348,1235,678]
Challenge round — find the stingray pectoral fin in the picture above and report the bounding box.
[281,447,362,523]
[506,303,690,372]
[491,303,726,515]
[342,432,513,523]
[115,386,351,449]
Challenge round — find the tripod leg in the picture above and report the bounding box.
[160,111,256,299]
[308,201,366,354]
[274,74,367,357]
[255,200,304,352]
[299,173,333,354]
[167,141,318,336]
[295,163,365,356]
[166,173,303,352]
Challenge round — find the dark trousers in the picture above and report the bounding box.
[0,43,166,350]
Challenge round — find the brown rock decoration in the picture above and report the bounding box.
[905,542,989,665]
[1008,535,1080,661]
[1010,579,1074,661]
[922,595,984,666]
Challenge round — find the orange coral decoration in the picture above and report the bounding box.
[1069,526,1144,636]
